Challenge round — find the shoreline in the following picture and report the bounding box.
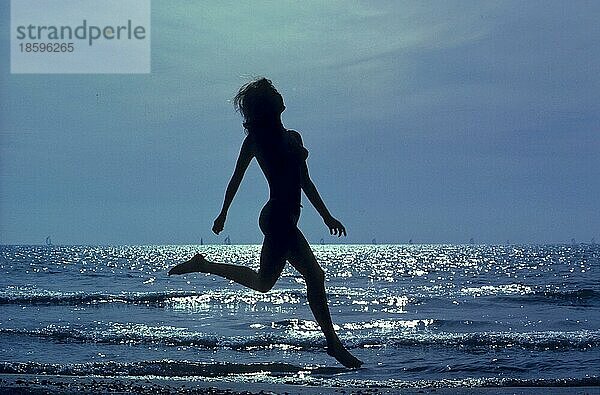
[1,374,598,395]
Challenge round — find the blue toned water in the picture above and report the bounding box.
[0,244,599,388]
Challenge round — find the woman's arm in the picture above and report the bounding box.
[301,162,347,237]
[212,137,254,234]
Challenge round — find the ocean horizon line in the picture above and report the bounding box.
[1,241,596,247]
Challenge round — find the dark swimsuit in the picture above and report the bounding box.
[253,130,308,237]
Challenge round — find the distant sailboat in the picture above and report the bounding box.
[224,235,231,245]
[319,238,324,245]
[408,239,413,245]
[200,237,203,246]
[45,236,52,246]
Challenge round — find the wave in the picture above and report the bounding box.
[0,289,306,307]
[2,287,598,309]
[533,288,599,301]
[379,330,600,351]
[0,291,198,306]
[499,288,600,306]
[0,360,316,377]
[1,360,599,388]
[0,326,323,350]
[2,324,598,351]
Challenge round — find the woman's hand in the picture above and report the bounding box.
[324,215,347,237]
[212,213,226,235]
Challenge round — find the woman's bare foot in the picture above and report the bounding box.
[327,340,363,368]
[168,253,207,276]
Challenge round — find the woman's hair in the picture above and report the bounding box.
[233,78,285,132]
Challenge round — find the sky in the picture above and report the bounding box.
[1,1,599,245]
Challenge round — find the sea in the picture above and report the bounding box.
[0,244,599,390]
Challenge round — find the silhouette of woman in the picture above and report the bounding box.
[168,78,362,368]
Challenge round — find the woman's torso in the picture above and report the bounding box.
[249,129,308,212]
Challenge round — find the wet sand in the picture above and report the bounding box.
[0,374,598,395]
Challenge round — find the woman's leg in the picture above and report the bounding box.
[168,235,287,293]
[287,228,363,368]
